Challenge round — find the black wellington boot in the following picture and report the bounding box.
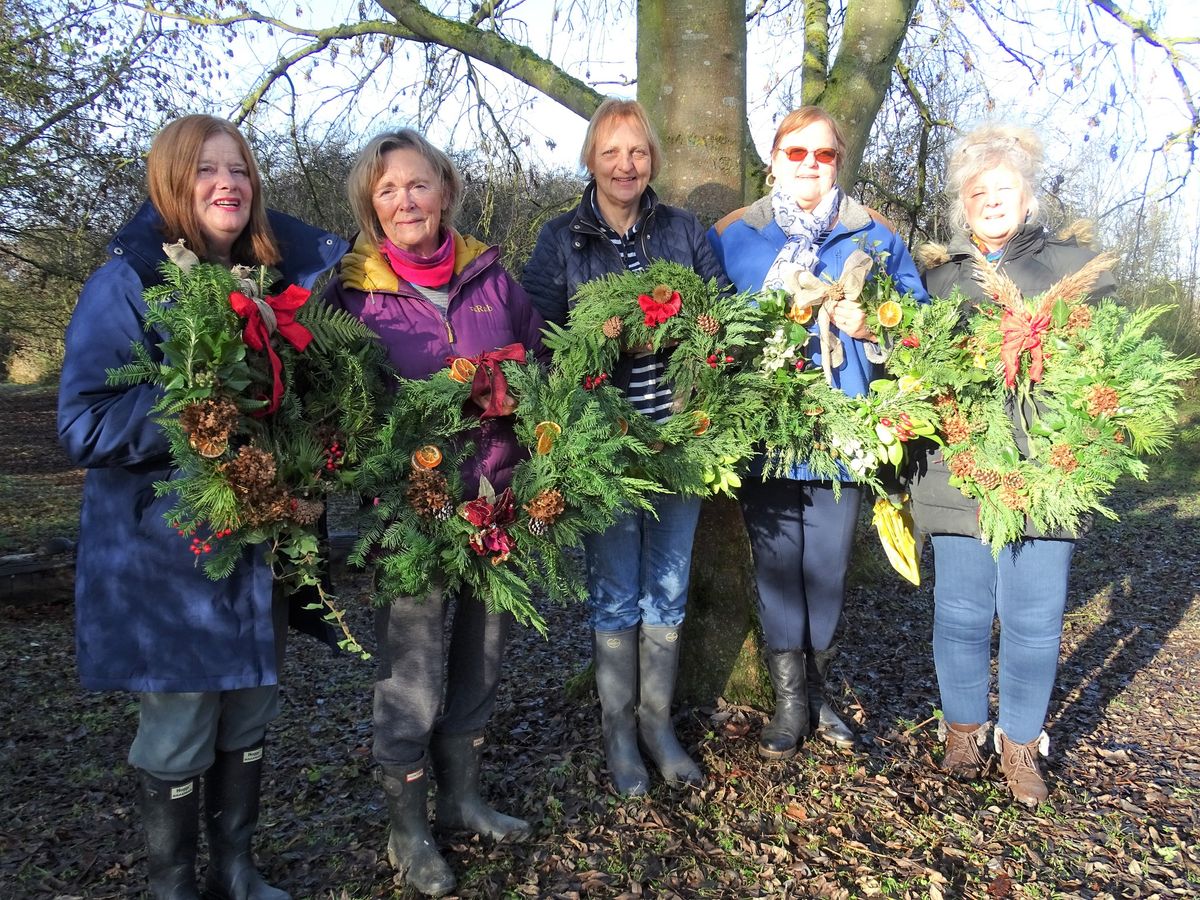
[758,649,810,759]
[202,743,289,900]
[637,624,702,787]
[593,628,650,795]
[430,732,531,841]
[138,769,202,900]
[808,646,855,748]
[378,759,456,898]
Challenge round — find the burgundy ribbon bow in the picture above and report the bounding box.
[467,343,526,418]
[229,284,313,415]
[999,301,1052,388]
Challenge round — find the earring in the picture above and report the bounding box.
[765,171,776,187]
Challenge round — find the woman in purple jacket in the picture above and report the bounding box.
[324,129,546,899]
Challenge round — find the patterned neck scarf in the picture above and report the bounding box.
[763,185,842,290]
[970,233,1005,265]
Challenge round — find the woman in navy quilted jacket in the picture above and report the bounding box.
[523,99,727,796]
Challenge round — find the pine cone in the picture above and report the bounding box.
[999,485,1029,512]
[434,503,454,522]
[241,485,291,528]
[1113,430,1126,445]
[975,469,1001,490]
[1066,304,1093,332]
[407,468,452,519]
[942,414,970,445]
[934,393,958,411]
[696,313,720,336]
[524,488,566,524]
[289,497,326,526]
[223,446,277,495]
[1086,385,1119,417]
[1049,444,1079,473]
[180,397,240,458]
[528,518,548,536]
[1001,471,1026,491]
[602,316,624,339]
[947,450,978,479]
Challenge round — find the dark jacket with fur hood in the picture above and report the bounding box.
[908,222,1117,540]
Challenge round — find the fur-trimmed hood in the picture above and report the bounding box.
[916,219,1099,273]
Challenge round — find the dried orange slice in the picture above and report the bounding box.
[448,357,477,383]
[692,412,711,436]
[786,303,813,325]
[877,300,902,328]
[534,421,562,455]
[411,444,443,469]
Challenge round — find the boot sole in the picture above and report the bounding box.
[757,742,799,760]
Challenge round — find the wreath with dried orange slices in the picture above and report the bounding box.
[540,260,771,497]
[351,350,656,633]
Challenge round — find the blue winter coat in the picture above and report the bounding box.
[708,193,928,481]
[57,201,348,692]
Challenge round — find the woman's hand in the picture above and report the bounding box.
[827,298,874,341]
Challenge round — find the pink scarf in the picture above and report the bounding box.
[380,229,455,287]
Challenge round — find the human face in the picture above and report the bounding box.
[771,120,839,212]
[372,148,445,257]
[193,133,252,263]
[590,117,653,220]
[962,165,1030,252]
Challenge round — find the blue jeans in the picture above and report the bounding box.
[931,535,1075,744]
[740,478,862,653]
[584,494,703,632]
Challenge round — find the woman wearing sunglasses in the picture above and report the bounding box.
[708,106,926,761]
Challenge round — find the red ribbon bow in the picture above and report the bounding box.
[229,284,313,415]
[998,302,1052,388]
[466,343,526,418]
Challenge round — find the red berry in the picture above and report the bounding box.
[725,355,734,364]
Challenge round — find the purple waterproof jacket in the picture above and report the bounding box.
[323,230,548,493]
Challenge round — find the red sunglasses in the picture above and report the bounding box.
[780,146,838,164]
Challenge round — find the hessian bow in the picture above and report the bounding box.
[783,249,874,385]
[229,284,313,416]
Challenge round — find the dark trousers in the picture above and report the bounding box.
[372,586,514,767]
[740,478,861,653]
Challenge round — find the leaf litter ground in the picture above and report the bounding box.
[1,385,1198,898]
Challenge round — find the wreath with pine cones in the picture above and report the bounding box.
[890,252,1199,549]
[352,351,656,634]
[106,242,389,656]
[540,260,770,496]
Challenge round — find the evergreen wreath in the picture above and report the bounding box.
[540,260,770,497]
[351,351,656,635]
[751,249,937,495]
[890,252,1200,550]
[106,242,389,656]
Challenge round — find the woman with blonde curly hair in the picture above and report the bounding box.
[912,124,1115,806]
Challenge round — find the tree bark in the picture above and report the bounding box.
[636,0,749,223]
[811,0,918,188]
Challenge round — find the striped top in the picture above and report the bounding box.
[593,196,674,423]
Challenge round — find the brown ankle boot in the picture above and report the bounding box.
[940,722,988,780]
[996,729,1049,807]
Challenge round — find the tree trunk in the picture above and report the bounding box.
[637,0,749,223]
[635,0,766,705]
[809,0,918,188]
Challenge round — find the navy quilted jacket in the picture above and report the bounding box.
[521,182,728,326]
